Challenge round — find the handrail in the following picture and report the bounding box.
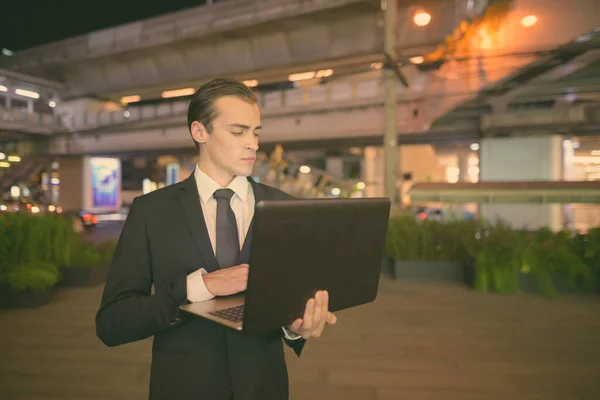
[0,73,445,133]
[1,107,59,129]
[65,71,474,133]
[18,51,542,134]
[66,75,393,131]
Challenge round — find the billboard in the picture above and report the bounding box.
[84,157,121,211]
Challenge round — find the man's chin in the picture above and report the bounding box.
[234,167,254,177]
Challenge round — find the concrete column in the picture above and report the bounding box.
[479,135,564,231]
[325,156,344,178]
[457,151,470,182]
[4,87,11,110]
[58,157,85,213]
[383,0,399,205]
[50,92,59,118]
[58,156,122,213]
[362,146,383,198]
[562,138,575,181]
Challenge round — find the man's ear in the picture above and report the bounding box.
[190,121,209,144]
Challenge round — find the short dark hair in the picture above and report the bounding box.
[187,78,257,149]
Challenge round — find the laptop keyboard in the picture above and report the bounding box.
[209,304,245,323]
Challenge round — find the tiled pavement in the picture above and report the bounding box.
[1,275,600,400]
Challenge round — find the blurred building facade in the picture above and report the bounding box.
[1,0,600,230]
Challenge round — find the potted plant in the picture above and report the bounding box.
[384,212,474,284]
[571,227,600,293]
[58,238,114,287]
[520,228,590,297]
[0,213,71,308]
[0,261,60,308]
[468,219,527,294]
[470,222,598,297]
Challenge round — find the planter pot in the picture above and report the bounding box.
[381,254,394,276]
[59,264,109,287]
[463,263,476,287]
[519,272,572,295]
[392,260,466,284]
[520,272,600,296]
[0,283,55,309]
[465,267,593,296]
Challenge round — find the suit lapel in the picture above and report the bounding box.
[248,176,267,204]
[178,173,219,273]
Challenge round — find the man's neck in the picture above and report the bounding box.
[197,162,235,188]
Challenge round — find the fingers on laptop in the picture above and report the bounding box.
[289,290,337,338]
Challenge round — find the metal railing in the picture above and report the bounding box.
[25,52,543,135]
[65,50,537,132]
[68,74,440,132]
[1,107,60,130]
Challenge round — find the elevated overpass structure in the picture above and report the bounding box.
[39,66,600,157]
[0,68,63,140]
[1,0,600,232]
[1,0,599,157]
[0,0,461,100]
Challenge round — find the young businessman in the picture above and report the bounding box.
[95,78,337,400]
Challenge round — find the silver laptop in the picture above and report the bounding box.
[179,197,390,336]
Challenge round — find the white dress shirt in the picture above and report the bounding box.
[186,165,301,340]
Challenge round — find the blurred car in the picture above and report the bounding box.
[63,210,98,232]
[0,200,99,232]
[414,206,475,222]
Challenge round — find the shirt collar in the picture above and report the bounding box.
[194,164,250,204]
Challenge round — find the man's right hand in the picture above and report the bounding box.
[203,264,249,296]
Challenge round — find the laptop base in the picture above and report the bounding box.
[180,294,245,331]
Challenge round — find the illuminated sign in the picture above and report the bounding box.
[88,157,121,210]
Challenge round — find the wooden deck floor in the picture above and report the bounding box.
[1,275,599,400]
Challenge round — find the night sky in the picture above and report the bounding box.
[0,0,211,52]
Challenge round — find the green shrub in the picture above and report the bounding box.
[571,227,600,275]
[0,213,74,292]
[94,239,117,264]
[384,210,600,297]
[472,220,527,294]
[385,212,422,260]
[64,239,104,268]
[0,213,74,268]
[385,211,478,262]
[61,236,116,268]
[0,261,60,292]
[523,228,596,297]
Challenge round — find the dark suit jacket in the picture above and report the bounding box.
[95,173,306,400]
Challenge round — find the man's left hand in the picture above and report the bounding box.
[286,290,337,339]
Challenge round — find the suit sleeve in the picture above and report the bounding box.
[95,197,187,347]
[283,334,306,357]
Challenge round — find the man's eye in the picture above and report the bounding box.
[231,131,244,135]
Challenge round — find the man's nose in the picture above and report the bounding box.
[246,137,259,151]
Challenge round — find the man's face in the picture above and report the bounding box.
[192,96,261,182]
